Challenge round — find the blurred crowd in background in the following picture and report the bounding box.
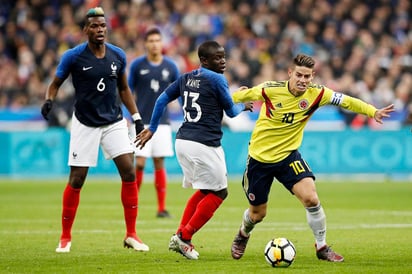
[0,0,411,128]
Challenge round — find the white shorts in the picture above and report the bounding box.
[68,114,134,167]
[130,124,174,158]
[175,139,228,191]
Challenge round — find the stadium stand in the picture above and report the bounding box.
[0,0,411,130]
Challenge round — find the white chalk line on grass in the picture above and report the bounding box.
[1,222,412,235]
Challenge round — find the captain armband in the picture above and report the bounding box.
[330,92,344,106]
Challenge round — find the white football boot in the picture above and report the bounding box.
[56,240,71,253]
[124,237,150,252]
[169,234,199,260]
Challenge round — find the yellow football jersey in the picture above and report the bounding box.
[232,81,377,163]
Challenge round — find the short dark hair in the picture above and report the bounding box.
[198,40,222,59]
[144,27,162,41]
[293,54,315,68]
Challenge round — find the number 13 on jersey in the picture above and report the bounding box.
[182,91,202,122]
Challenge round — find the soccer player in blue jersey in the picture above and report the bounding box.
[40,7,149,253]
[230,54,395,262]
[135,41,253,259]
[128,27,179,218]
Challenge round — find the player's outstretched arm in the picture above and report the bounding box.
[374,104,395,124]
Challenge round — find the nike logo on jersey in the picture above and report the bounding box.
[82,66,93,71]
[140,69,150,75]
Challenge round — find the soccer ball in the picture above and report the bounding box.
[264,237,296,267]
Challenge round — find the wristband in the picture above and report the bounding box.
[132,113,142,121]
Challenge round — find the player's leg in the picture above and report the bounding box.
[171,140,227,259]
[168,190,206,256]
[242,203,267,235]
[152,125,174,217]
[56,166,88,253]
[231,204,266,260]
[232,156,274,259]
[56,114,99,253]
[170,188,226,260]
[176,190,207,233]
[180,188,227,241]
[103,118,149,251]
[292,177,324,243]
[153,157,170,217]
[135,156,146,191]
[129,122,149,192]
[286,151,343,262]
[292,178,343,262]
[113,153,137,235]
[176,142,228,241]
[113,153,148,251]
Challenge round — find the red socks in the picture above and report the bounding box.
[178,190,206,232]
[60,184,81,240]
[136,168,168,212]
[60,181,139,241]
[121,180,138,238]
[179,192,223,241]
[154,168,167,212]
[135,169,143,192]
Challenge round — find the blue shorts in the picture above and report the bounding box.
[241,150,315,206]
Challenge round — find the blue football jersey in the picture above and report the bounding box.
[128,56,179,124]
[165,67,238,147]
[55,42,127,126]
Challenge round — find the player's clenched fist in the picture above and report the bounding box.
[41,99,53,120]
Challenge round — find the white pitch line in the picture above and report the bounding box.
[1,223,411,234]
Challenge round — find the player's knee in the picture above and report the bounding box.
[135,164,145,171]
[69,176,85,189]
[120,172,135,182]
[250,207,266,223]
[252,213,265,223]
[252,211,266,223]
[302,196,319,208]
[69,169,87,188]
[214,188,228,200]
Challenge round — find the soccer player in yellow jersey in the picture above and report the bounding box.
[230,54,394,262]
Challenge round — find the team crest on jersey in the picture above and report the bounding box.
[162,68,170,81]
[298,99,309,110]
[110,62,117,78]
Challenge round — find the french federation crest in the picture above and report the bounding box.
[162,68,170,81]
[110,62,117,77]
[298,99,309,110]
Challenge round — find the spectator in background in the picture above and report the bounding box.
[128,27,180,218]
[1,0,411,127]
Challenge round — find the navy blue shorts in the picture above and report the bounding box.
[241,150,315,206]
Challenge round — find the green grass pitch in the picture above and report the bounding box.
[1,178,411,273]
